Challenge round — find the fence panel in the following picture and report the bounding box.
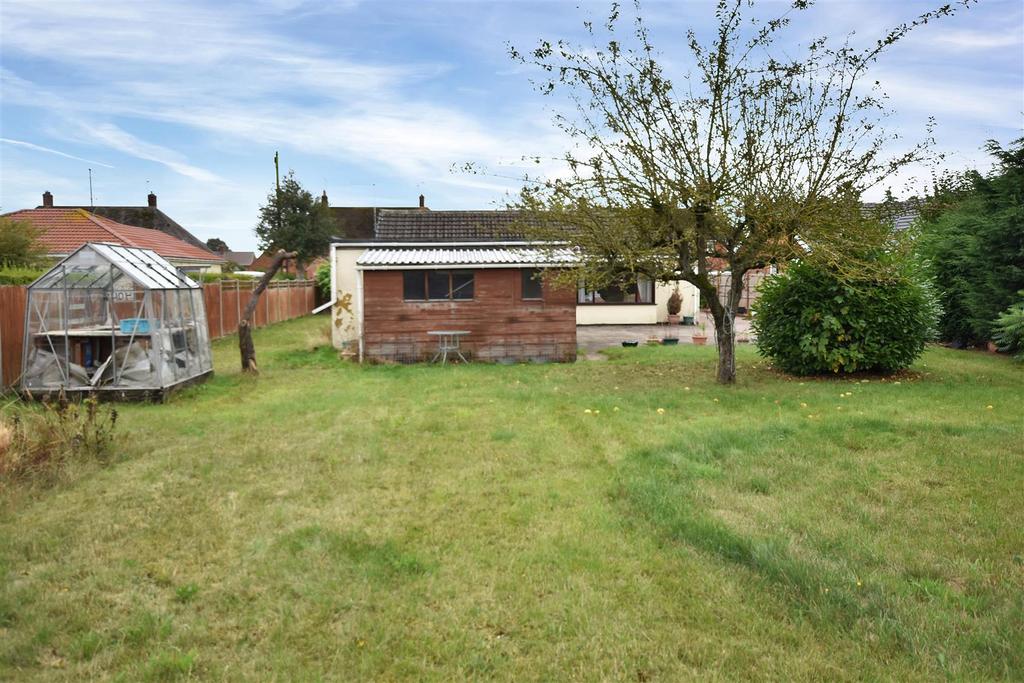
[0,286,28,389]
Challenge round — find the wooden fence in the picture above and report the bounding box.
[0,281,315,390]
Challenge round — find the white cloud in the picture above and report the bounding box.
[71,122,223,183]
[931,27,1023,51]
[0,138,115,168]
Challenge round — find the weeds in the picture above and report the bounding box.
[0,393,118,486]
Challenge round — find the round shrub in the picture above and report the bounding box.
[751,261,938,375]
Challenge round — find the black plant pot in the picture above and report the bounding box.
[622,340,639,347]
[662,338,679,346]
[682,316,695,325]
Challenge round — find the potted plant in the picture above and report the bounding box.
[666,288,682,325]
[691,322,709,345]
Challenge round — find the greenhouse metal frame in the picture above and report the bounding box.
[21,243,213,400]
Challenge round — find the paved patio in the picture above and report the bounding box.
[576,312,754,353]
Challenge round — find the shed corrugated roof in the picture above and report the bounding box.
[357,246,577,268]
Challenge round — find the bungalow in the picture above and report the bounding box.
[3,206,224,274]
[318,199,701,362]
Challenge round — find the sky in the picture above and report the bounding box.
[1,0,1021,251]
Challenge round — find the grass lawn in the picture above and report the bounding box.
[1,315,1022,681]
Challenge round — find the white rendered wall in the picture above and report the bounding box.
[331,247,363,349]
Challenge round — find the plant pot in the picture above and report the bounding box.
[667,314,680,325]
[691,335,708,346]
[682,315,695,326]
[621,340,639,348]
[662,338,679,346]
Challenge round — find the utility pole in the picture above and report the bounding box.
[88,168,94,207]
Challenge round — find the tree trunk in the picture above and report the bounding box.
[713,307,737,384]
[239,249,297,373]
[704,270,746,384]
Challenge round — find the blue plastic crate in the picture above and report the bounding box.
[119,318,151,335]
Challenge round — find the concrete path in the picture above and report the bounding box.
[576,312,754,353]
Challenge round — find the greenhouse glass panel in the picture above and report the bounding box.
[21,243,214,400]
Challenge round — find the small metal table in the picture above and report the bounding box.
[427,330,470,365]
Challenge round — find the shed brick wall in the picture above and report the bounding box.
[362,268,576,363]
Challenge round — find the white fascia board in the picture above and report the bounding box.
[356,262,573,271]
[332,240,565,248]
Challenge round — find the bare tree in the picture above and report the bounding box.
[239,249,296,373]
[507,0,972,383]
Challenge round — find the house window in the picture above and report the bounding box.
[577,276,654,304]
[521,268,543,300]
[403,270,474,301]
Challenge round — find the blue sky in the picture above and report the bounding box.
[1,0,1021,251]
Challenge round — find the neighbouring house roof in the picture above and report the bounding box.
[357,245,577,269]
[53,204,213,252]
[328,206,420,240]
[4,208,223,263]
[374,210,543,242]
[221,250,256,266]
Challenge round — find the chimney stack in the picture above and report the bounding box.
[147,192,157,208]
[418,194,425,209]
[321,190,329,207]
[42,191,53,207]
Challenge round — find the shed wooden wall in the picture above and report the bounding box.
[361,268,576,363]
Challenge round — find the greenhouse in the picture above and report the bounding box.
[21,243,213,399]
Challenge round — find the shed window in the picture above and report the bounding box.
[522,269,543,300]
[403,271,426,300]
[403,270,474,301]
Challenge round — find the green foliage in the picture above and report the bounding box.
[992,294,1024,361]
[916,138,1024,345]
[254,171,333,270]
[205,237,228,253]
[0,395,119,488]
[0,264,46,285]
[0,217,47,267]
[752,261,938,375]
[191,271,258,284]
[315,260,331,299]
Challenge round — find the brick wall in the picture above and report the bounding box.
[362,268,576,363]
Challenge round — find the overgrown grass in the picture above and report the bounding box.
[1,317,1021,680]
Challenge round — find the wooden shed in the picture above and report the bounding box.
[355,243,577,363]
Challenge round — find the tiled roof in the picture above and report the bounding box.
[357,245,577,268]
[56,205,212,252]
[221,250,256,266]
[3,208,223,262]
[375,210,543,241]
